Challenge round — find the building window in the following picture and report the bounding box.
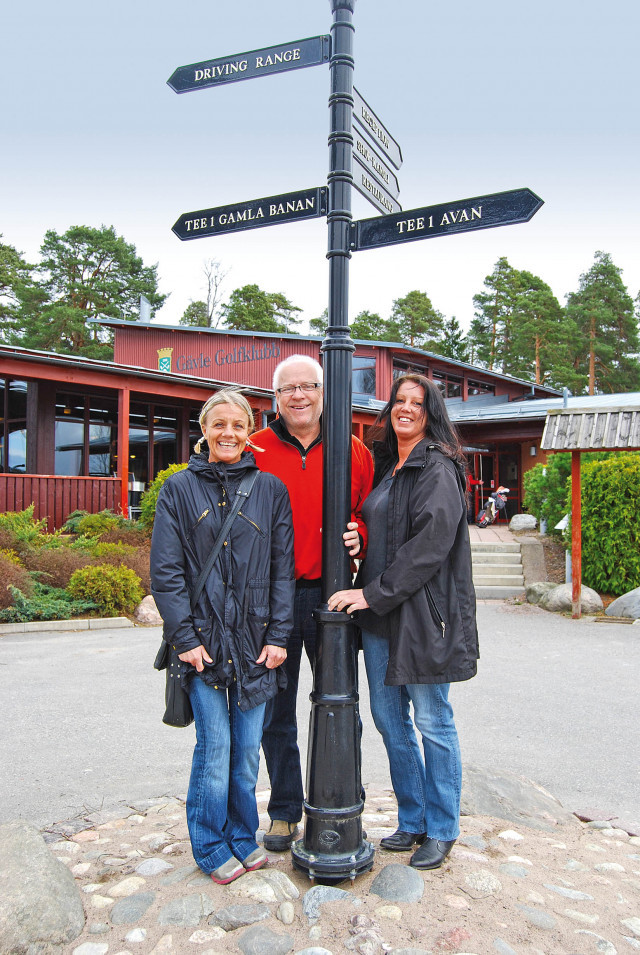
[1,379,28,473]
[352,356,376,396]
[392,361,427,379]
[432,370,462,398]
[55,393,118,477]
[468,379,495,397]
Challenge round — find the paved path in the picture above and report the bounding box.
[0,602,638,833]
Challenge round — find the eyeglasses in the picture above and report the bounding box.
[276,382,322,396]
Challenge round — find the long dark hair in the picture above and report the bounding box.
[376,374,467,472]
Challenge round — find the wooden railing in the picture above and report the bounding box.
[0,475,122,531]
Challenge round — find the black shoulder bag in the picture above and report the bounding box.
[154,470,259,727]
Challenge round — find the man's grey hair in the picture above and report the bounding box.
[272,354,324,392]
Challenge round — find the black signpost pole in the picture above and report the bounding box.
[291,0,374,882]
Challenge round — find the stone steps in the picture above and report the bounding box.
[471,540,525,599]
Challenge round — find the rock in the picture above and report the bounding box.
[493,940,517,955]
[0,819,85,953]
[210,904,271,931]
[190,928,227,942]
[160,864,200,885]
[295,950,334,955]
[232,870,300,903]
[497,829,524,841]
[370,864,424,903]
[149,935,173,953]
[125,927,148,943]
[374,904,402,920]
[157,893,215,926]
[88,923,110,935]
[72,945,109,955]
[606,586,640,619]
[135,858,174,876]
[237,923,294,955]
[574,930,617,954]
[462,869,502,898]
[515,904,556,930]
[526,581,557,605]
[510,513,536,531]
[622,919,640,938]
[108,876,147,897]
[110,892,157,924]
[276,901,295,925]
[135,594,163,624]
[433,927,472,951]
[543,883,594,900]
[458,834,488,851]
[461,764,578,831]
[302,885,355,922]
[498,863,529,878]
[595,862,625,872]
[539,583,603,614]
[565,909,600,925]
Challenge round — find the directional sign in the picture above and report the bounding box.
[352,128,400,199]
[352,156,402,215]
[172,187,327,241]
[168,36,330,94]
[350,188,543,252]
[353,87,402,171]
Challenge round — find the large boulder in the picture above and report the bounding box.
[510,513,537,531]
[538,583,603,614]
[0,820,85,954]
[605,586,640,619]
[135,594,163,625]
[461,765,579,831]
[526,581,556,605]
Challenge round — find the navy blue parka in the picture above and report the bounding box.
[150,450,295,711]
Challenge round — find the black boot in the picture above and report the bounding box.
[409,837,455,869]
[379,829,427,851]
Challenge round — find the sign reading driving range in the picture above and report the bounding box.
[350,188,543,252]
[172,187,327,241]
[168,36,330,93]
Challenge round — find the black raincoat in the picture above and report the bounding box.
[361,439,478,686]
[150,450,295,711]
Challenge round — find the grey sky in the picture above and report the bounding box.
[3,0,638,332]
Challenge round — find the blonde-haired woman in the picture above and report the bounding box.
[151,388,295,884]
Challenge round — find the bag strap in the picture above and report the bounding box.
[189,469,259,612]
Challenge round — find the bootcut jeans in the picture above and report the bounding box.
[186,676,265,873]
[362,628,461,841]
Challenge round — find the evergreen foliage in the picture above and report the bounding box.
[139,463,188,528]
[0,583,98,623]
[220,284,301,333]
[67,563,144,615]
[565,251,640,394]
[438,316,469,362]
[581,454,640,596]
[8,225,166,358]
[0,237,34,341]
[389,290,445,349]
[522,454,572,536]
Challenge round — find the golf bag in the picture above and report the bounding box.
[476,486,509,527]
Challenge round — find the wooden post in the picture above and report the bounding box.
[117,387,130,518]
[571,450,582,618]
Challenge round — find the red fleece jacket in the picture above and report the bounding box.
[252,419,373,581]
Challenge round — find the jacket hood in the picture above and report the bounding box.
[187,449,258,483]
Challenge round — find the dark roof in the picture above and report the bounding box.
[541,395,640,451]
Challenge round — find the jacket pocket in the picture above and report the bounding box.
[243,579,271,667]
[192,617,222,663]
[238,511,266,537]
[186,508,211,540]
[424,583,447,638]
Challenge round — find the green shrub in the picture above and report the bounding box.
[0,583,97,623]
[0,548,22,566]
[0,505,48,546]
[581,454,640,596]
[139,463,187,528]
[99,525,151,546]
[523,455,572,536]
[0,555,34,609]
[92,542,137,559]
[67,563,144,615]
[97,542,151,595]
[62,509,90,533]
[75,511,122,538]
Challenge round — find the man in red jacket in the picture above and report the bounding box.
[252,354,373,851]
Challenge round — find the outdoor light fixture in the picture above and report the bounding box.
[530,446,537,457]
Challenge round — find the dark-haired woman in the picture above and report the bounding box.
[329,375,478,870]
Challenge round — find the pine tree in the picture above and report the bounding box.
[469,257,521,371]
[220,285,301,334]
[389,290,444,349]
[565,252,640,394]
[437,316,469,362]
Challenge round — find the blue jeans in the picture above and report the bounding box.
[362,629,461,841]
[186,676,265,872]
[262,583,320,823]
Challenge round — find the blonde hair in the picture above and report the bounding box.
[194,389,255,455]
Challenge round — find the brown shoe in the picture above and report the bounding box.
[263,820,300,851]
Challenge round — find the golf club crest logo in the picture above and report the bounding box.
[157,347,173,373]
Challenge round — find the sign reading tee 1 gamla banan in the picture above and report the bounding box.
[166,1,543,884]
